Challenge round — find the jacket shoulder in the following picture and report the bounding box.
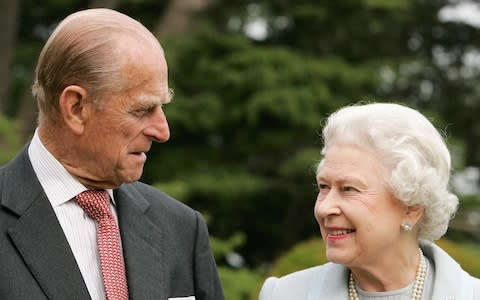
[119,181,198,220]
[259,264,339,300]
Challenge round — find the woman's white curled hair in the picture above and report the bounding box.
[319,102,459,241]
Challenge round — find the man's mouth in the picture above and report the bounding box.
[130,152,147,162]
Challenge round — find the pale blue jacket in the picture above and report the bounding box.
[259,241,480,300]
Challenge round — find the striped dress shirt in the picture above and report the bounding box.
[28,130,119,300]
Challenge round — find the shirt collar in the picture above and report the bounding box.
[28,129,114,207]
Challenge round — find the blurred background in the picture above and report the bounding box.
[1,0,479,299]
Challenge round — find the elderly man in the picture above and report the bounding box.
[0,8,224,300]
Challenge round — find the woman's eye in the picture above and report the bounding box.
[317,183,330,191]
[343,186,359,192]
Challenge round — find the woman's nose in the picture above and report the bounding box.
[314,189,341,221]
[144,106,170,142]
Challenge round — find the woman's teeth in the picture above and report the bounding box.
[330,229,354,236]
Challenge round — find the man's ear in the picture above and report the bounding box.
[59,85,89,135]
[405,205,425,226]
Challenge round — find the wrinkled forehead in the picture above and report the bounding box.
[317,142,387,175]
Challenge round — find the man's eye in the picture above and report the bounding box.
[146,106,156,114]
[131,110,147,118]
[132,107,155,117]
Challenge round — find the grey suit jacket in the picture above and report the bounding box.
[0,147,224,300]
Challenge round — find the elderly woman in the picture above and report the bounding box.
[260,103,480,299]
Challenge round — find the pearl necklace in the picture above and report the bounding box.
[348,248,427,300]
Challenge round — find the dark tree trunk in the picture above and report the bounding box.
[0,0,19,114]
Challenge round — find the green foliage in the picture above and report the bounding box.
[210,233,263,300]
[154,168,268,210]
[164,28,379,134]
[279,148,322,178]
[363,0,411,9]
[152,26,382,262]
[268,238,327,277]
[0,115,22,165]
[153,180,190,203]
[183,170,267,201]
[210,232,246,260]
[435,239,480,277]
[219,266,262,300]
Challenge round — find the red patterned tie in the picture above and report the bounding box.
[75,190,129,300]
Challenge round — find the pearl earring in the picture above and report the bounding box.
[401,222,413,231]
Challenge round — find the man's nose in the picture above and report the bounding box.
[144,106,170,143]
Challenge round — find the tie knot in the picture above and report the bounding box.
[75,190,112,221]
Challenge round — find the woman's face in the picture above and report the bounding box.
[314,143,407,269]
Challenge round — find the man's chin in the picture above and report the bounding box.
[120,170,144,184]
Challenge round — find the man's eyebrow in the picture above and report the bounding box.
[135,93,166,106]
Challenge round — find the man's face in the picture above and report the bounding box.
[75,45,171,188]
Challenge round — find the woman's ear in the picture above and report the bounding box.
[405,205,425,226]
[58,85,89,135]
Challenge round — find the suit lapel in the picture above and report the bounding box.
[2,148,90,299]
[115,185,165,300]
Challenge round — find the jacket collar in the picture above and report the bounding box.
[1,146,91,299]
[307,262,349,299]
[421,240,477,299]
